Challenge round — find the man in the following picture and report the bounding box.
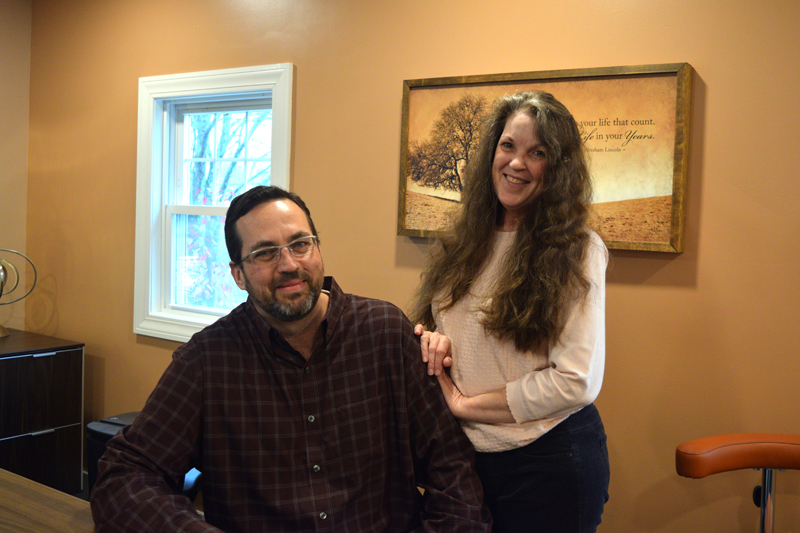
[91,186,491,532]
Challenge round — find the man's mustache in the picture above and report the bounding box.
[270,272,310,291]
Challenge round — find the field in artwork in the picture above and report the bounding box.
[589,195,672,243]
[405,191,672,244]
[404,191,460,232]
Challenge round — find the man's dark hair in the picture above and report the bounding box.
[224,186,319,263]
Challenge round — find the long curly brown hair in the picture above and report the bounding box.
[411,91,593,352]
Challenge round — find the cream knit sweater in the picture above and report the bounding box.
[433,230,608,452]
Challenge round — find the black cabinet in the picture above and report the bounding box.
[0,328,84,494]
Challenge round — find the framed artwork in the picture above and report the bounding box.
[397,63,692,252]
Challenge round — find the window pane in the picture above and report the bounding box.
[182,109,272,207]
[217,161,246,204]
[248,110,272,158]
[218,111,247,159]
[248,161,271,187]
[187,114,215,160]
[184,160,214,206]
[172,214,246,313]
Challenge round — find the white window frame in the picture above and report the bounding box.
[133,63,293,342]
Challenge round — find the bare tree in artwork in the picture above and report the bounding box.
[407,93,488,192]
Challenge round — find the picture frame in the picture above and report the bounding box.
[397,63,692,253]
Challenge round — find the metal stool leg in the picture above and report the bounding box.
[760,468,776,533]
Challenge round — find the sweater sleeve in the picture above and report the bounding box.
[506,232,608,423]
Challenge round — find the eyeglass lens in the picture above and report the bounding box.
[248,236,316,266]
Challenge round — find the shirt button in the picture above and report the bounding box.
[307,415,316,422]
[319,512,328,520]
[313,464,321,473]
[304,366,311,374]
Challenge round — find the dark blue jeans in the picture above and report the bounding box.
[474,404,610,533]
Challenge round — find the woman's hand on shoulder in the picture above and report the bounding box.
[414,324,453,376]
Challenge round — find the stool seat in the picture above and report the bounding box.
[676,433,800,479]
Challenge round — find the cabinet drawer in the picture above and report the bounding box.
[0,354,27,438]
[0,423,83,494]
[0,348,83,438]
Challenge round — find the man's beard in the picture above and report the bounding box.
[245,270,324,323]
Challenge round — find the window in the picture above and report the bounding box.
[134,64,293,342]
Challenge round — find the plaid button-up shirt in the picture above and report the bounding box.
[92,277,491,532]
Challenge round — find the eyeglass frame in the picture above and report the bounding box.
[234,235,319,268]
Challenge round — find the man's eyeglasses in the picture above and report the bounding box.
[238,236,318,268]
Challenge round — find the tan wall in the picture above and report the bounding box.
[25,0,800,530]
[0,0,31,331]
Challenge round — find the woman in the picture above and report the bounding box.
[412,91,609,533]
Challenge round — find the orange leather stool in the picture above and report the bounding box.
[676,433,800,533]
